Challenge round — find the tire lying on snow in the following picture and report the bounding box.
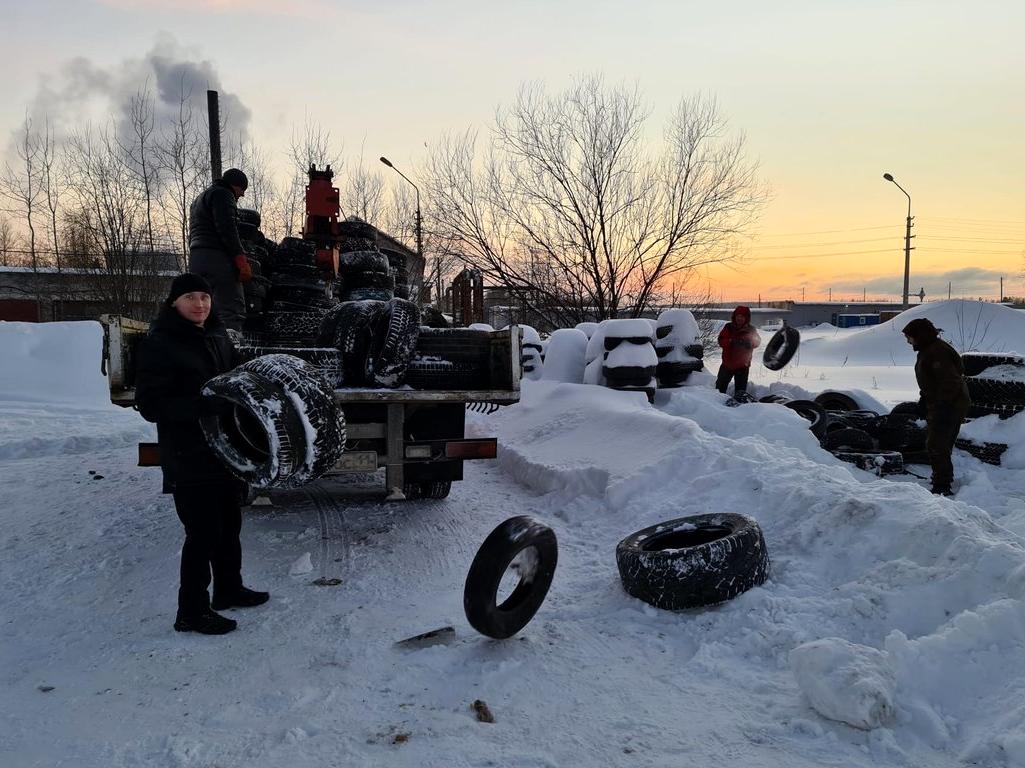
[832,450,904,476]
[464,516,558,639]
[762,326,800,371]
[200,354,346,489]
[784,399,828,439]
[616,513,770,610]
[814,390,859,412]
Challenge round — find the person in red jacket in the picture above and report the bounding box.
[716,305,761,395]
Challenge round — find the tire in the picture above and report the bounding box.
[814,390,859,412]
[200,354,346,489]
[272,264,323,281]
[962,352,1025,378]
[337,219,378,241]
[954,438,1008,466]
[616,513,769,611]
[237,208,261,227]
[968,401,1025,420]
[763,326,801,371]
[603,365,657,388]
[821,427,875,451]
[366,298,421,387]
[759,393,792,404]
[405,357,488,390]
[236,345,343,388]
[342,271,395,291]
[342,288,393,302]
[890,401,925,418]
[415,328,492,363]
[274,237,318,268]
[832,450,904,475]
[784,399,828,438]
[966,376,1025,405]
[330,300,387,385]
[394,284,410,300]
[268,283,334,309]
[258,309,327,341]
[873,414,927,452]
[403,481,452,500]
[339,250,390,275]
[463,516,558,639]
[237,220,259,242]
[656,360,702,388]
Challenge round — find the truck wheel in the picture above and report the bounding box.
[403,481,452,500]
[616,513,769,610]
[463,516,558,639]
[367,298,421,387]
[763,326,801,371]
[201,354,346,489]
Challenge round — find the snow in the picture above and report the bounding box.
[602,317,655,340]
[5,303,1025,767]
[540,328,588,383]
[655,308,700,348]
[605,341,658,369]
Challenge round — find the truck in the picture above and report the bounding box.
[102,313,521,500]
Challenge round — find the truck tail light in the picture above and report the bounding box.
[445,439,497,460]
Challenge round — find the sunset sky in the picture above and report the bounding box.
[3,0,1022,302]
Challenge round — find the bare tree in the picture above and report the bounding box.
[121,85,159,254]
[157,77,208,269]
[0,215,20,266]
[1,114,42,269]
[340,147,385,224]
[37,118,63,272]
[282,117,341,236]
[424,76,767,327]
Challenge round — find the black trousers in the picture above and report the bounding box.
[715,364,750,394]
[172,483,243,614]
[926,405,968,489]
[188,247,246,331]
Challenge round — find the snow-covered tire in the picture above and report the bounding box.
[954,438,1008,466]
[603,365,657,388]
[656,360,702,388]
[684,343,705,360]
[337,219,378,241]
[814,390,859,412]
[274,237,318,268]
[403,481,452,500]
[343,271,395,291]
[968,402,1025,420]
[327,300,386,385]
[342,287,393,302]
[759,393,792,404]
[237,208,261,227]
[832,450,904,475]
[616,513,769,611]
[962,352,1025,378]
[966,376,1025,405]
[366,298,421,387]
[463,516,558,639]
[338,250,390,274]
[784,399,828,438]
[821,427,875,451]
[763,326,801,371]
[256,309,326,345]
[236,345,343,388]
[890,401,925,418]
[405,357,488,390]
[200,354,346,489]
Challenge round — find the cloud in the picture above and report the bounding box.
[94,0,331,16]
[830,267,1008,299]
[21,37,250,145]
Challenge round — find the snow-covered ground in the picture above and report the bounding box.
[3,300,1025,767]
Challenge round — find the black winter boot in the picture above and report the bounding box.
[930,485,953,497]
[174,609,237,635]
[212,586,270,610]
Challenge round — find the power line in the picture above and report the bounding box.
[753,224,897,237]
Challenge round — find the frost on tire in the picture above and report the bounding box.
[463,516,558,639]
[616,513,770,610]
[200,354,346,489]
[324,300,386,385]
[366,298,421,387]
[763,326,801,371]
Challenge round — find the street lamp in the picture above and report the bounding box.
[380,156,430,303]
[883,172,914,310]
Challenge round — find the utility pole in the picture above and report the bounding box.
[828,288,832,302]
[1000,276,1004,302]
[802,286,805,302]
[948,282,951,299]
[883,173,915,310]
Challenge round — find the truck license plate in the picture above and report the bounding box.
[335,451,378,472]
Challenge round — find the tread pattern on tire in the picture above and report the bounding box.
[763,326,800,371]
[616,513,769,611]
[366,298,421,387]
[962,352,1025,378]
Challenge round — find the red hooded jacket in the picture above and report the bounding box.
[718,306,761,369]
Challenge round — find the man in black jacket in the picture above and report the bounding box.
[187,168,252,332]
[136,273,268,635]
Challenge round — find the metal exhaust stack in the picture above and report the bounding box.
[207,90,222,182]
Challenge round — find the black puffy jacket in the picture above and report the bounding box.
[135,305,240,493]
[188,180,244,256]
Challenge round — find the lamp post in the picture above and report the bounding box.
[380,156,430,303]
[883,172,914,310]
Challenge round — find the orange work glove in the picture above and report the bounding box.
[234,254,253,283]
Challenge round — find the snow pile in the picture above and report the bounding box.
[541,328,588,383]
[655,308,700,363]
[790,638,896,729]
[0,321,152,459]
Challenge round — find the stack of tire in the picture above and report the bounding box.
[518,325,543,381]
[403,327,493,390]
[337,218,395,303]
[654,308,704,388]
[812,391,908,474]
[200,353,346,489]
[963,352,1025,420]
[317,297,421,387]
[237,208,270,315]
[601,319,658,403]
[246,236,335,348]
[381,246,410,300]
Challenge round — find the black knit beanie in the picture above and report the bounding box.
[165,273,212,306]
[221,168,248,191]
[903,317,940,343]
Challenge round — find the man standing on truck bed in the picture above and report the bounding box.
[188,167,252,332]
